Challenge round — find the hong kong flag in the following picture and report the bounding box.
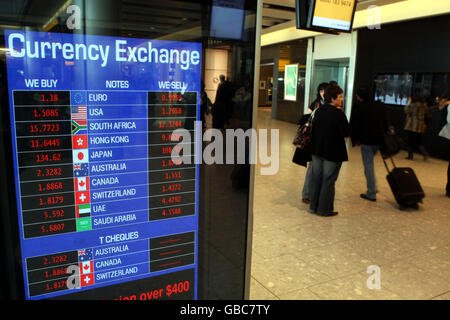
[79,261,94,275]
[80,274,94,287]
[72,135,88,149]
[75,177,89,191]
[75,191,90,205]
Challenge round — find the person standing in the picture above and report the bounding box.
[301,82,329,204]
[350,86,388,202]
[308,85,350,217]
[404,95,430,160]
[438,96,450,197]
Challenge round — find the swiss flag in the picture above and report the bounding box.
[75,191,90,205]
[72,135,88,149]
[79,261,94,275]
[80,274,94,287]
[74,177,89,191]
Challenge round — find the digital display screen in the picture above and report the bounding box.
[310,0,356,32]
[5,30,201,300]
[374,74,413,106]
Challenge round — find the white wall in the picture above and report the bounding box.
[204,49,228,104]
[305,31,358,120]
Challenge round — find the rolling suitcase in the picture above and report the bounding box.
[382,156,425,210]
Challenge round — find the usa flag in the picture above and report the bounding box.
[72,106,87,121]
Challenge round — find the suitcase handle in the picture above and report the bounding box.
[381,154,396,173]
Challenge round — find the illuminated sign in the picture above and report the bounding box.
[284,64,299,101]
[311,0,357,32]
[5,30,201,300]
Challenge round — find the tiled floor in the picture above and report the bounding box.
[249,108,450,300]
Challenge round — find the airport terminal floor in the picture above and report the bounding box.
[249,108,450,300]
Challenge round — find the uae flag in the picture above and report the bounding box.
[76,204,91,218]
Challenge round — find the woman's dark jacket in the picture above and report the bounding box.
[310,104,350,162]
[350,100,388,146]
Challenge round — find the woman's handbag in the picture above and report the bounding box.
[293,109,316,149]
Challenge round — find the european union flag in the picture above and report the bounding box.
[71,91,87,106]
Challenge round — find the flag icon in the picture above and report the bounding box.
[72,106,87,121]
[79,261,94,275]
[72,120,88,135]
[74,163,89,177]
[76,204,91,218]
[73,149,89,164]
[72,135,88,149]
[76,217,92,232]
[75,191,90,205]
[75,177,89,191]
[80,274,94,287]
[78,248,93,261]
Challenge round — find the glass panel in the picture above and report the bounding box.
[0,0,257,300]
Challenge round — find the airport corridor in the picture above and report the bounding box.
[249,108,450,300]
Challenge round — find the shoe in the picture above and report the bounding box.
[317,211,338,217]
[360,194,376,202]
[446,192,450,198]
[302,198,311,204]
[308,208,316,214]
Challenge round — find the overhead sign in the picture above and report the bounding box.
[310,0,357,32]
[5,30,201,300]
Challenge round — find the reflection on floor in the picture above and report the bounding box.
[250,108,450,300]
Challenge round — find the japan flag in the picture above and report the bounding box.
[79,261,94,275]
[73,149,89,164]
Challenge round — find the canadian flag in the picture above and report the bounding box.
[75,177,89,191]
[79,261,94,275]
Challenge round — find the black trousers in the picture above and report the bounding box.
[447,160,450,194]
[406,131,428,158]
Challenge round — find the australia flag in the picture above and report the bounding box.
[74,163,89,177]
[78,248,93,262]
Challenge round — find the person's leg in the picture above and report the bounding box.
[361,144,379,200]
[316,159,342,214]
[417,133,429,160]
[446,159,450,196]
[309,155,323,213]
[406,131,414,159]
[302,163,313,201]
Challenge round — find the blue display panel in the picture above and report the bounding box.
[5,30,201,300]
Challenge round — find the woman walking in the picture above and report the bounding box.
[404,95,429,160]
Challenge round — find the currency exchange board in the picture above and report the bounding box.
[5,30,200,300]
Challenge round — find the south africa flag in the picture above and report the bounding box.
[72,120,88,135]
